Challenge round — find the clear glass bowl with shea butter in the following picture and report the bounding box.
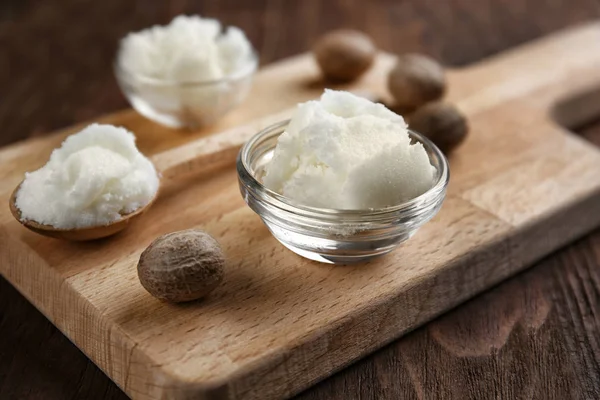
[115,52,258,129]
[115,15,258,129]
[237,120,449,264]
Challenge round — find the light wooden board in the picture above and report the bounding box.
[2,22,600,400]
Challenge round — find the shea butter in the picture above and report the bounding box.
[16,124,159,229]
[116,15,256,128]
[263,90,435,209]
[118,15,254,83]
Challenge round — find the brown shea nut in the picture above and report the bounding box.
[137,229,225,303]
[408,102,469,153]
[388,53,446,110]
[313,29,376,82]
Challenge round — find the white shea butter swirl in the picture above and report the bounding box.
[263,90,436,209]
[16,124,159,229]
[118,15,253,82]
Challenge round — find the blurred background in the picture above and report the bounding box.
[2,1,600,399]
[2,0,600,147]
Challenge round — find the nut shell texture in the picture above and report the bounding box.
[388,53,446,110]
[137,229,225,302]
[313,29,376,82]
[408,102,468,153]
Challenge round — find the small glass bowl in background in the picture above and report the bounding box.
[237,121,450,264]
[115,52,258,129]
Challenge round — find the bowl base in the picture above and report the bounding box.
[129,96,186,128]
[279,241,395,264]
[265,222,411,264]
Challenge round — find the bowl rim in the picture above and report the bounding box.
[114,49,259,87]
[237,119,450,218]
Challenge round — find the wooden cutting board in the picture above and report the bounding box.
[2,22,600,400]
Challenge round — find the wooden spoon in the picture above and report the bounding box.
[9,110,292,241]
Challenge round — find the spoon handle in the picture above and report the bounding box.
[150,109,293,182]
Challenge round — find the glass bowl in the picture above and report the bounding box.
[115,51,258,129]
[237,120,450,264]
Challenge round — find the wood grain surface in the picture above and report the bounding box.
[2,1,600,399]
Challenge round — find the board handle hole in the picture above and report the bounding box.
[552,85,600,147]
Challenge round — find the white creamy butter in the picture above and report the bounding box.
[16,124,159,229]
[118,15,253,82]
[263,90,435,209]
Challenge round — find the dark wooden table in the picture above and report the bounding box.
[2,1,600,399]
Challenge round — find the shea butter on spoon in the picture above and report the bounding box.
[14,124,159,230]
[263,90,436,209]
